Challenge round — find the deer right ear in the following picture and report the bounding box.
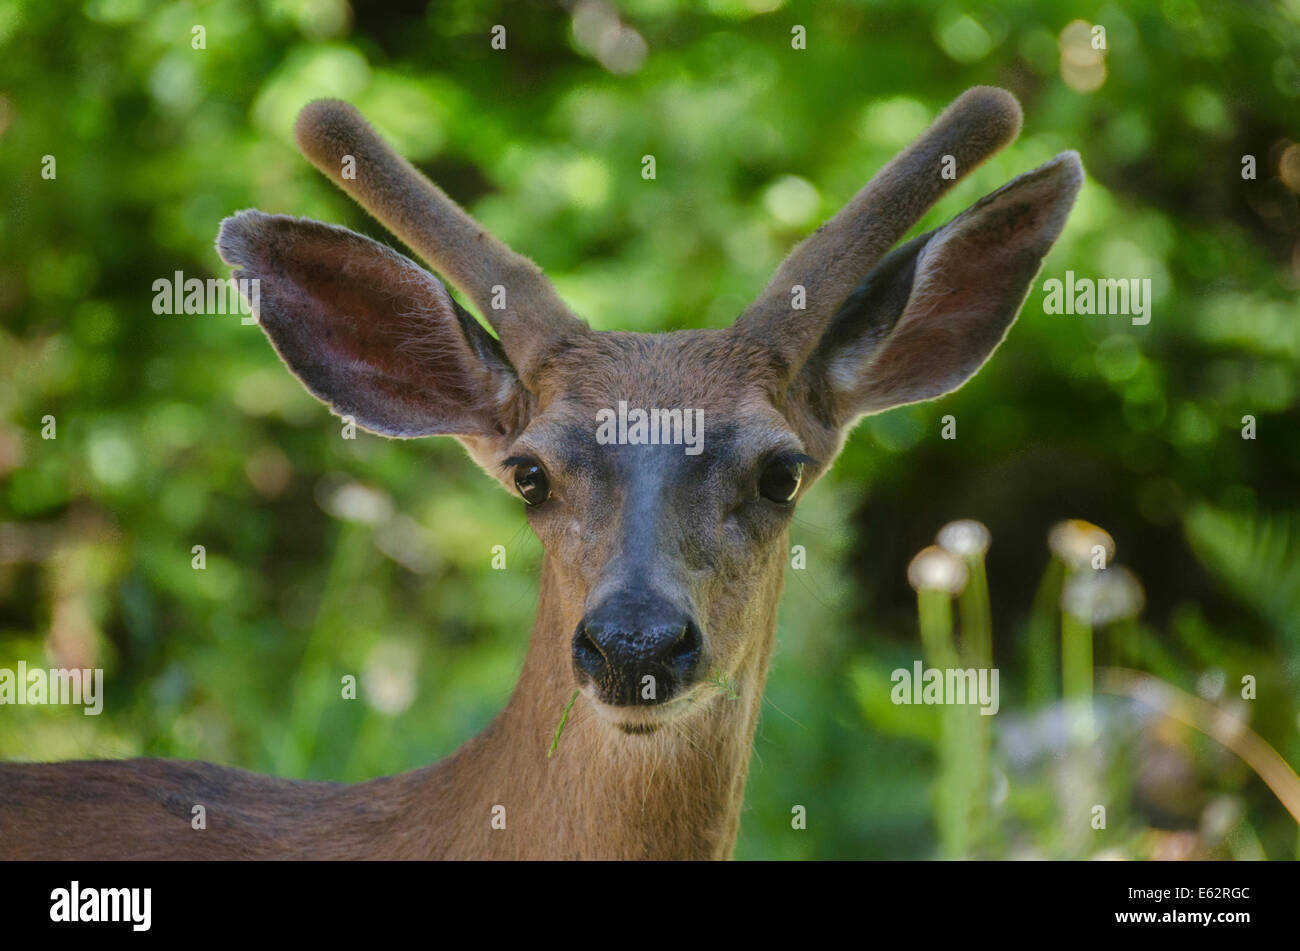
[217,210,528,444]
[798,151,1083,430]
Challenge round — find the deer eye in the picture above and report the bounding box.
[758,453,807,504]
[510,460,551,506]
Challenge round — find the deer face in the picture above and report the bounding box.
[218,89,1082,736]
[508,331,810,727]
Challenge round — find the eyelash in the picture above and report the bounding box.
[500,454,537,472]
[770,451,815,468]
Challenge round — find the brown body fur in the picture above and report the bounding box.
[1,554,780,860]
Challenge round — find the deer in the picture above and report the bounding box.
[1,86,1081,860]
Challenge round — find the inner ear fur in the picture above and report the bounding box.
[796,151,1084,430]
[217,209,525,440]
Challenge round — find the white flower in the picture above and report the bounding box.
[1048,519,1115,569]
[907,545,969,595]
[1061,565,1145,624]
[937,519,991,558]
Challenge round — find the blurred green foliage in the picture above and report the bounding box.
[1,0,1298,858]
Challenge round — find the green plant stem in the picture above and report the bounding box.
[547,689,580,759]
[1061,611,1094,701]
[1061,604,1097,857]
[958,556,992,668]
[957,552,992,855]
[918,588,969,858]
[918,589,958,669]
[1026,558,1065,705]
[1061,609,1095,744]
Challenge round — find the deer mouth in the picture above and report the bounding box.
[581,686,701,735]
[619,723,660,736]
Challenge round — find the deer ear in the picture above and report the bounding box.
[216,210,526,441]
[800,151,1082,428]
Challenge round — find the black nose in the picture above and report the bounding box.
[572,593,703,706]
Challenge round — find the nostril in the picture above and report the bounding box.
[665,621,702,673]
[572,624,606,676]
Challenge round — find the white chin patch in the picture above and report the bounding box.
[585,690,693,732]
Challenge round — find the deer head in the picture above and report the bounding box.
[217,87,1081,743]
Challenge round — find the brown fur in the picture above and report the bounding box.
[1,552,778,860]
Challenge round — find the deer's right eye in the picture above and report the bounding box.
[512,462,551,506]
[758,452,809,504]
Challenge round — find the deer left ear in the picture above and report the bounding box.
[217,210,527,443]
[799,151,1083,429]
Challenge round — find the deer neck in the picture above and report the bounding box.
[418,550,785,859]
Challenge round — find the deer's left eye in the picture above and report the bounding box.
[758,454,807,504]
[512,461,551,506]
